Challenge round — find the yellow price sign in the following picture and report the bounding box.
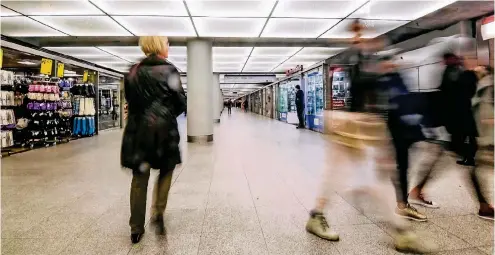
[40,58,53,75]
[57,62,65,77]
[0,48,3,69]
[83,70,89,82]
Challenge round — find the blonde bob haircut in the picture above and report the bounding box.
[139,36,168,56]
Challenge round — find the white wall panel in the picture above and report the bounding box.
[418,63,445,91]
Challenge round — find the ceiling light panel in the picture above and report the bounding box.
[287,55,327,63]
[80,56,129,64]
[262,18,340,38]
[32,16,131,36]
[168,56,188,64]
[170,47,188,56]
[193,17,265,37]
[186,0,276,17]
[2,0,104,15]
[320,19,407,38]
[246,56,287,63]
[273,0,367,18]
[113,16,196,36]
[214,62,244,69]
[213,67,242,72]
[213,56,248,63]
[213,47,252,56]
[297,47,345,57]
[251,47,301,56]
[98,46,145,58]
[0,17,66,37]
[350,0,456,20]
[92,0,188,15]
[243,66,275,72]
[1,6,20,16]
[44,47,108,57]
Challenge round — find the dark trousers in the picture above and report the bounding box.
[228,107,232,114]
[296,107,304,127]
[391,137,414,203]
[130,168,174,234]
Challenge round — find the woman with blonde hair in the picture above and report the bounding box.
[121,36,186,243]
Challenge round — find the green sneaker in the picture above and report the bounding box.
[395,231,436,254]
[306,211,339,241]
[395,204,428,222]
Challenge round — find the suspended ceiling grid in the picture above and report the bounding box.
[1,0,459,74]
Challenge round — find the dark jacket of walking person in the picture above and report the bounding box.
[295,85,305,128]
[121,36,186,244]
[227,100,232,114]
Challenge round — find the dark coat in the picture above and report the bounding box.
[121,55,186,171]
[295,89,304,109]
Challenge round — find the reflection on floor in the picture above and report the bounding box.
[2,110,493,255]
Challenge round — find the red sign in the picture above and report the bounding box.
[286,65,303,76]
[332,99,345,108]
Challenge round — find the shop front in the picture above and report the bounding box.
[303,65,325,132]
[0,40,123,156]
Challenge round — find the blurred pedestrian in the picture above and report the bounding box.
[295,85,305,128]
[227,99,232,115]
[121,36,186,244]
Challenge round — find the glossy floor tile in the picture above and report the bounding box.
[2,110,493,254]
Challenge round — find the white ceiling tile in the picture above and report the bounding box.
[92,0,188,15]
[214,62,244,69]
[1,16,66,37]
[297,47,345,57]
[320,19,407,38]
[246,56,287,63]
[98,46,145,57]
[251,47,301,56]
[214,66,242,72]
[287,55,327,63]
[80,55,129,64]
[273,0,367,18]
[213,55,248,63]
[45,47,109,57]
[113,16,196,36]
[213,47,252,56]
[1,6,21,16]
[243,66,275,72]
[193,17,265,37]
[32,16,131,36]
[168,56,188,64]
[186,0,276,17]
[2,0,103,15]
[170,47,188,56]
[350,0,456,20]
[262,18,340,38]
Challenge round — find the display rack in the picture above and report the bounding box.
[70,83,96,137]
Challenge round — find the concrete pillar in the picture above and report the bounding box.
[187,39,213,143]
[212,74,221,123]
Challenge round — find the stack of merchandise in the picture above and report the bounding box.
[0,70,16,149]
[25,80,63,147]
[71,83,96,136]
[57,79,74,139]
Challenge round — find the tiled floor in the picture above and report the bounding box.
[2,110,493,255]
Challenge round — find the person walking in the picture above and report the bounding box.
[295,85,305,129]
[227,99,232,115]
[121,36,186,244]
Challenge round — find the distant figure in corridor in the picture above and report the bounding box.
[295,85,305,129]
[121,36,186,244]
[227,99,233,115]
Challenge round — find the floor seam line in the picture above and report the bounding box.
[241,164,270,254]
[195,155,216,255]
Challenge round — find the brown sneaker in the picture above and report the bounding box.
[395,204,428,222]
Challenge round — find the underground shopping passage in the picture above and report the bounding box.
[1,0,494,254]
[2,111,494,254]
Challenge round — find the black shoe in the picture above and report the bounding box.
[457,158,475,166]
[131,233,143,244]
[152,215,165,235]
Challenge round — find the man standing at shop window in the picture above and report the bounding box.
[295,85,305,129]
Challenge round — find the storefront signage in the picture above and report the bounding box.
[223,75,277,84]
[57,62,64,77]
[40,58,53,75]
[481,15,494,40]
[286,65,303,76]
[83,70,89,82]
